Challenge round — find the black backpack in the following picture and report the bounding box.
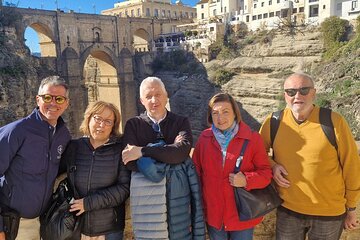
[270,107,338,154]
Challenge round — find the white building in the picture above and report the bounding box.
[196,0,360,31]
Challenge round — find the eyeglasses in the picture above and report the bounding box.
[284,87,313,97]
[38,94,67,104]
[93,116,114,127]
[152,123,164,140]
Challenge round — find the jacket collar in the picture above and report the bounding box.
[139,110,175,126]
[32,107,66,129]
[202,121,252,140]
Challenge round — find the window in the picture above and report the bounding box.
[146,8,150,16]
[246,15,250,22]
[258,14,262,19]
[269,0,272,5]
[252,15,257,20]
[168,10,171,17]
[299,7,304,12]
[275,11,280,16]
[224,7,226,13]
[323,5,326,9]
[137,8,141,16]
[254,3,257,8]
[174,11,177,17]
[185,12,189,18]
[293,8,297,13]
[269,12,274,17]
[277,0,280,3]
[281,9,288,17]
[210,27,215,31]
[336,3,342,11]
[162,9,166,17]
[201,4,204,8]
[154,9,159,17]
[213,9,216,15]
[131,9,134,17]
[261,2,264,7]
[263,13,268,18]
[352,1,358,10]
[191,12,194,18]
[201,13,204,19]
[309,5,319,17]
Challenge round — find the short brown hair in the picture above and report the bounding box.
[207,93,242,126]
[79,101,121,137]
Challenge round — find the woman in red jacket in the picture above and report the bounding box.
[192,93,272,240]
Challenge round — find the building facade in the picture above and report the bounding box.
[102,0,196,20]
[196,0,360,31]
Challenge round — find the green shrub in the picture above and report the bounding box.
[320,16,348,49]
[356,15,360,34]
[213,69,235,86]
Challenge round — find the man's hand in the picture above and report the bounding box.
[122,144,142,165]
[273,164,290,188]
[69,198,85,216]
[0,231,5,240]
[229,172,247,187]
[344,210,359,230]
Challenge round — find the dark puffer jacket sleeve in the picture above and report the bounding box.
[84,159,130,211]
[186,159,206,239]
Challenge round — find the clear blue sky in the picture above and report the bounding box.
[11,0,197,53]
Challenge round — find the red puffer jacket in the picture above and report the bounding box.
[192,121,272,231]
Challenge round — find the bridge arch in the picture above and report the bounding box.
[133,28,151,52]
[81,45,122,128]
[23,21,57,57]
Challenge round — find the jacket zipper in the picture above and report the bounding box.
[86,151,96,233]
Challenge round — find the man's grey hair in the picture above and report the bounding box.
[139,76,167,99]
[38,76,69,98]
[284,72,315,88]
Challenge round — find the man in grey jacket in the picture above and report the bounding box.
[0,76,71,240]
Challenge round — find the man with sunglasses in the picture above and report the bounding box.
[259,72,360,240]
[0,76,71,240]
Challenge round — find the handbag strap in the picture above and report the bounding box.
[234,139,249,173]
[66,140,80,199]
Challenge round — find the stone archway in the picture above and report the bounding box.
[24,22,56,57]
[133,28,151,52]
[82,49,122,129]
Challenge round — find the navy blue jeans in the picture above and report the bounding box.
[105,231,123,240]
[276,207,345,240]
[207,224,254,240]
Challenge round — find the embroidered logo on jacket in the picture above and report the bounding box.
[57,145,64,159]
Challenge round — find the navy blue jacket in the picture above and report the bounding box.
[0,108,70,231]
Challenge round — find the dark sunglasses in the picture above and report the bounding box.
[284,87,313,97]
[152,123,164,140]
[38,94,67,104]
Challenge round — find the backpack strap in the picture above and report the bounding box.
[319,107,338,151]
[234,139,250,173]
[270,110,283,149]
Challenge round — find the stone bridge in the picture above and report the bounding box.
[10,6,187,135]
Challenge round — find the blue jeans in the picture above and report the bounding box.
[105,230,123,240]
[207,224,254,240]
[276,207,345,240]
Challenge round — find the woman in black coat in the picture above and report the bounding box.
[69,101,130,240]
